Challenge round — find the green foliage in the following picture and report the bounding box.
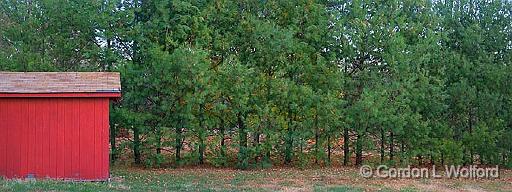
[1,0,512,168]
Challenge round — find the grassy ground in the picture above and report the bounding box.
[1,166,511,192]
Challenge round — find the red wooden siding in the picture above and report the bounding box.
[0,97,110,180]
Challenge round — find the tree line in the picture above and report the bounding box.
[1,0,512,169]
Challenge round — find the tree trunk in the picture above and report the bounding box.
[156,127,162,155]
[238,112,248,168]
[390,131,394,161]
[131,1,142,166]
[284,130,293,165]
[264,117,272,163]
[110,123,117,163]
[264,71,272,163]
[198,104,206,165]
[300,138,303,154]
[468,109,474,164]
[253,131,260,163]
[104,37,112,71]
[220,118,226,158]
[441,153,445,165]
[380,127,385,163]
[133,126,141,165]
[285,113,294,165]
[265,142,271,164]
[314,114,319,164]
[327,135,331,164]
[198,131,205,165]
[176,119,183,164]
[355,133,363,166]
[343,126,349,166]
[400,140,405,164]
[430,152,434,165]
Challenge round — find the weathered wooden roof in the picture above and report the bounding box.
[0,72,121,93]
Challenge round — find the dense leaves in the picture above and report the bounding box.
[1,0,512,168]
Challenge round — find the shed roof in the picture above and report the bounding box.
[0,72,121,93]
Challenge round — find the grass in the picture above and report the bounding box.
[1,166,511,192]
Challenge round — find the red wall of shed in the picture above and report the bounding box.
[0,97,110,180]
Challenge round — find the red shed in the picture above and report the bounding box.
[0,72,121,181]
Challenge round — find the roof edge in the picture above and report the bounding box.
[0,93,122,98]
